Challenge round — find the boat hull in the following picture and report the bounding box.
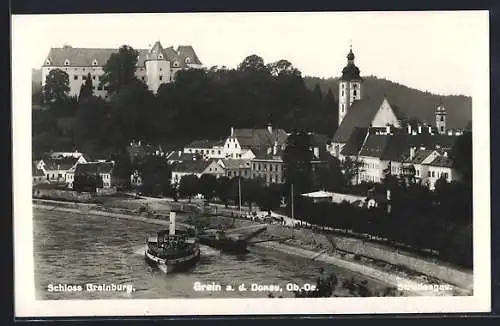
[145,247,200,273]
[198,237,248,254]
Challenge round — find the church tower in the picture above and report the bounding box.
[436,104,447,134]
[338,45,363,126]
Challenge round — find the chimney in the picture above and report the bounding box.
[409,147,416,160]
[267,123,273,134]
[230,127,234,137]
[178,150,182,157]
[273,141,278,155]
[407,124,412,134]
[386,125,391,134]
[169,212,176,235]
[386,190,391,201]
[417,125,422,134]
[428,126,433,134]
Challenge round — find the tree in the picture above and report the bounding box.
[79,73,93,99]
[43,68,70,103]
[282,131,315,194]
[216,176,232,208]
[199,174,218,202]
[316,155,343,191]
[237,54,269,73]
[267,59,301,77]
[73,96,109,153]
[341,157,364,186]
[450,132,472,184]
[179,175,200,202]
[99,45,139,94]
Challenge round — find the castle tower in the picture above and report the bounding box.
[436,104,447,135]
[338,44,363,126]
[144,41,171,94]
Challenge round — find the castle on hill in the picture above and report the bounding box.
[41,41,203,98]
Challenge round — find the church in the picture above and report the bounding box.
[41,41,203,98]
[329,47,463,190]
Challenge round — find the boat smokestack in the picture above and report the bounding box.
[169,211,176,235]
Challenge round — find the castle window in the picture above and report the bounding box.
[45,59,51,65]
[74,75,78,80]
[440,116,444,122]
[158,54,164,59]
[440,126,444,132]
[341,91,344,96]
[185,57,191,64]
[64,59,70,66]
[141,76,145,81]
[353,83,358,89]
[92,76,96,80]
[160,68,162,71]
[342,84,345,89]
[353,90,357,96]
[159,76,163,80]
[92,59,98,66]
[173,61,179,67]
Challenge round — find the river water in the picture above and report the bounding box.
[33,209,388,300]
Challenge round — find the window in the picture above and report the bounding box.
[431,171,435,177]
[159,76,163,81]
[218,150,221,155]
[440,126,444,132]
[45,59,51,65]
[92,76,96,80]
[428,171,431,177]
[353,90,357,96]
[353,83,358,89]
[92,59,98,66]
[141,76,145,80]
[82,75,87,80]
[173,61,179,67]
[342,84,345,89]
[160,68,162,71]
[185,57,191,64]
[228,171,232,177]
[92,86,96,90]
[74,75,78,80]
[64,59,70,66]
[443,172,448,179]
[440,116,444,122]
[341,90,344,96]
[158,54,163,59]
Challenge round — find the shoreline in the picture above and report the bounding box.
[32,200,468,296]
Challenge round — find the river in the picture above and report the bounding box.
[33,208,389,300]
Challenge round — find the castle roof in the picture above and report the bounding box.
[43,46,150,67]
[43,42,201,68]
[177,45,203,65]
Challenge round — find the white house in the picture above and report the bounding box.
[170,159,225,185]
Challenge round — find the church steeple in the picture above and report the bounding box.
[338,43,364,127]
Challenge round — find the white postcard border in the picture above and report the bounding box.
[12,12,491,317]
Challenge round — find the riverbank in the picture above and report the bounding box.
[33,198,469,296]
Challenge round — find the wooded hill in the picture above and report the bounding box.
[304,75,472,129]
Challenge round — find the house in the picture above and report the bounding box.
[340,125,460,188]
[127,140,165,162]
[41,41,202,97]
[222,124,287,159]
[170,160,225,185]
[183,139,225,159]
[38,154,87,183]
[250,146,286,186]
[32,163,47,185]
[130,170,143,187]
[166,150,199,164]
[404,149,459,190]
[218,159,252,179]
[68,162,115,189]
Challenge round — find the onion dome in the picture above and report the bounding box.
[340,48,363,81]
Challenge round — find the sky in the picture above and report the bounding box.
[13,11,488,96]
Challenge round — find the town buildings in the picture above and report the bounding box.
[66,161,115,189]
[329,47,464,189]
[41,41,202,98]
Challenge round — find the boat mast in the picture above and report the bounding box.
[291,183,294,220]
